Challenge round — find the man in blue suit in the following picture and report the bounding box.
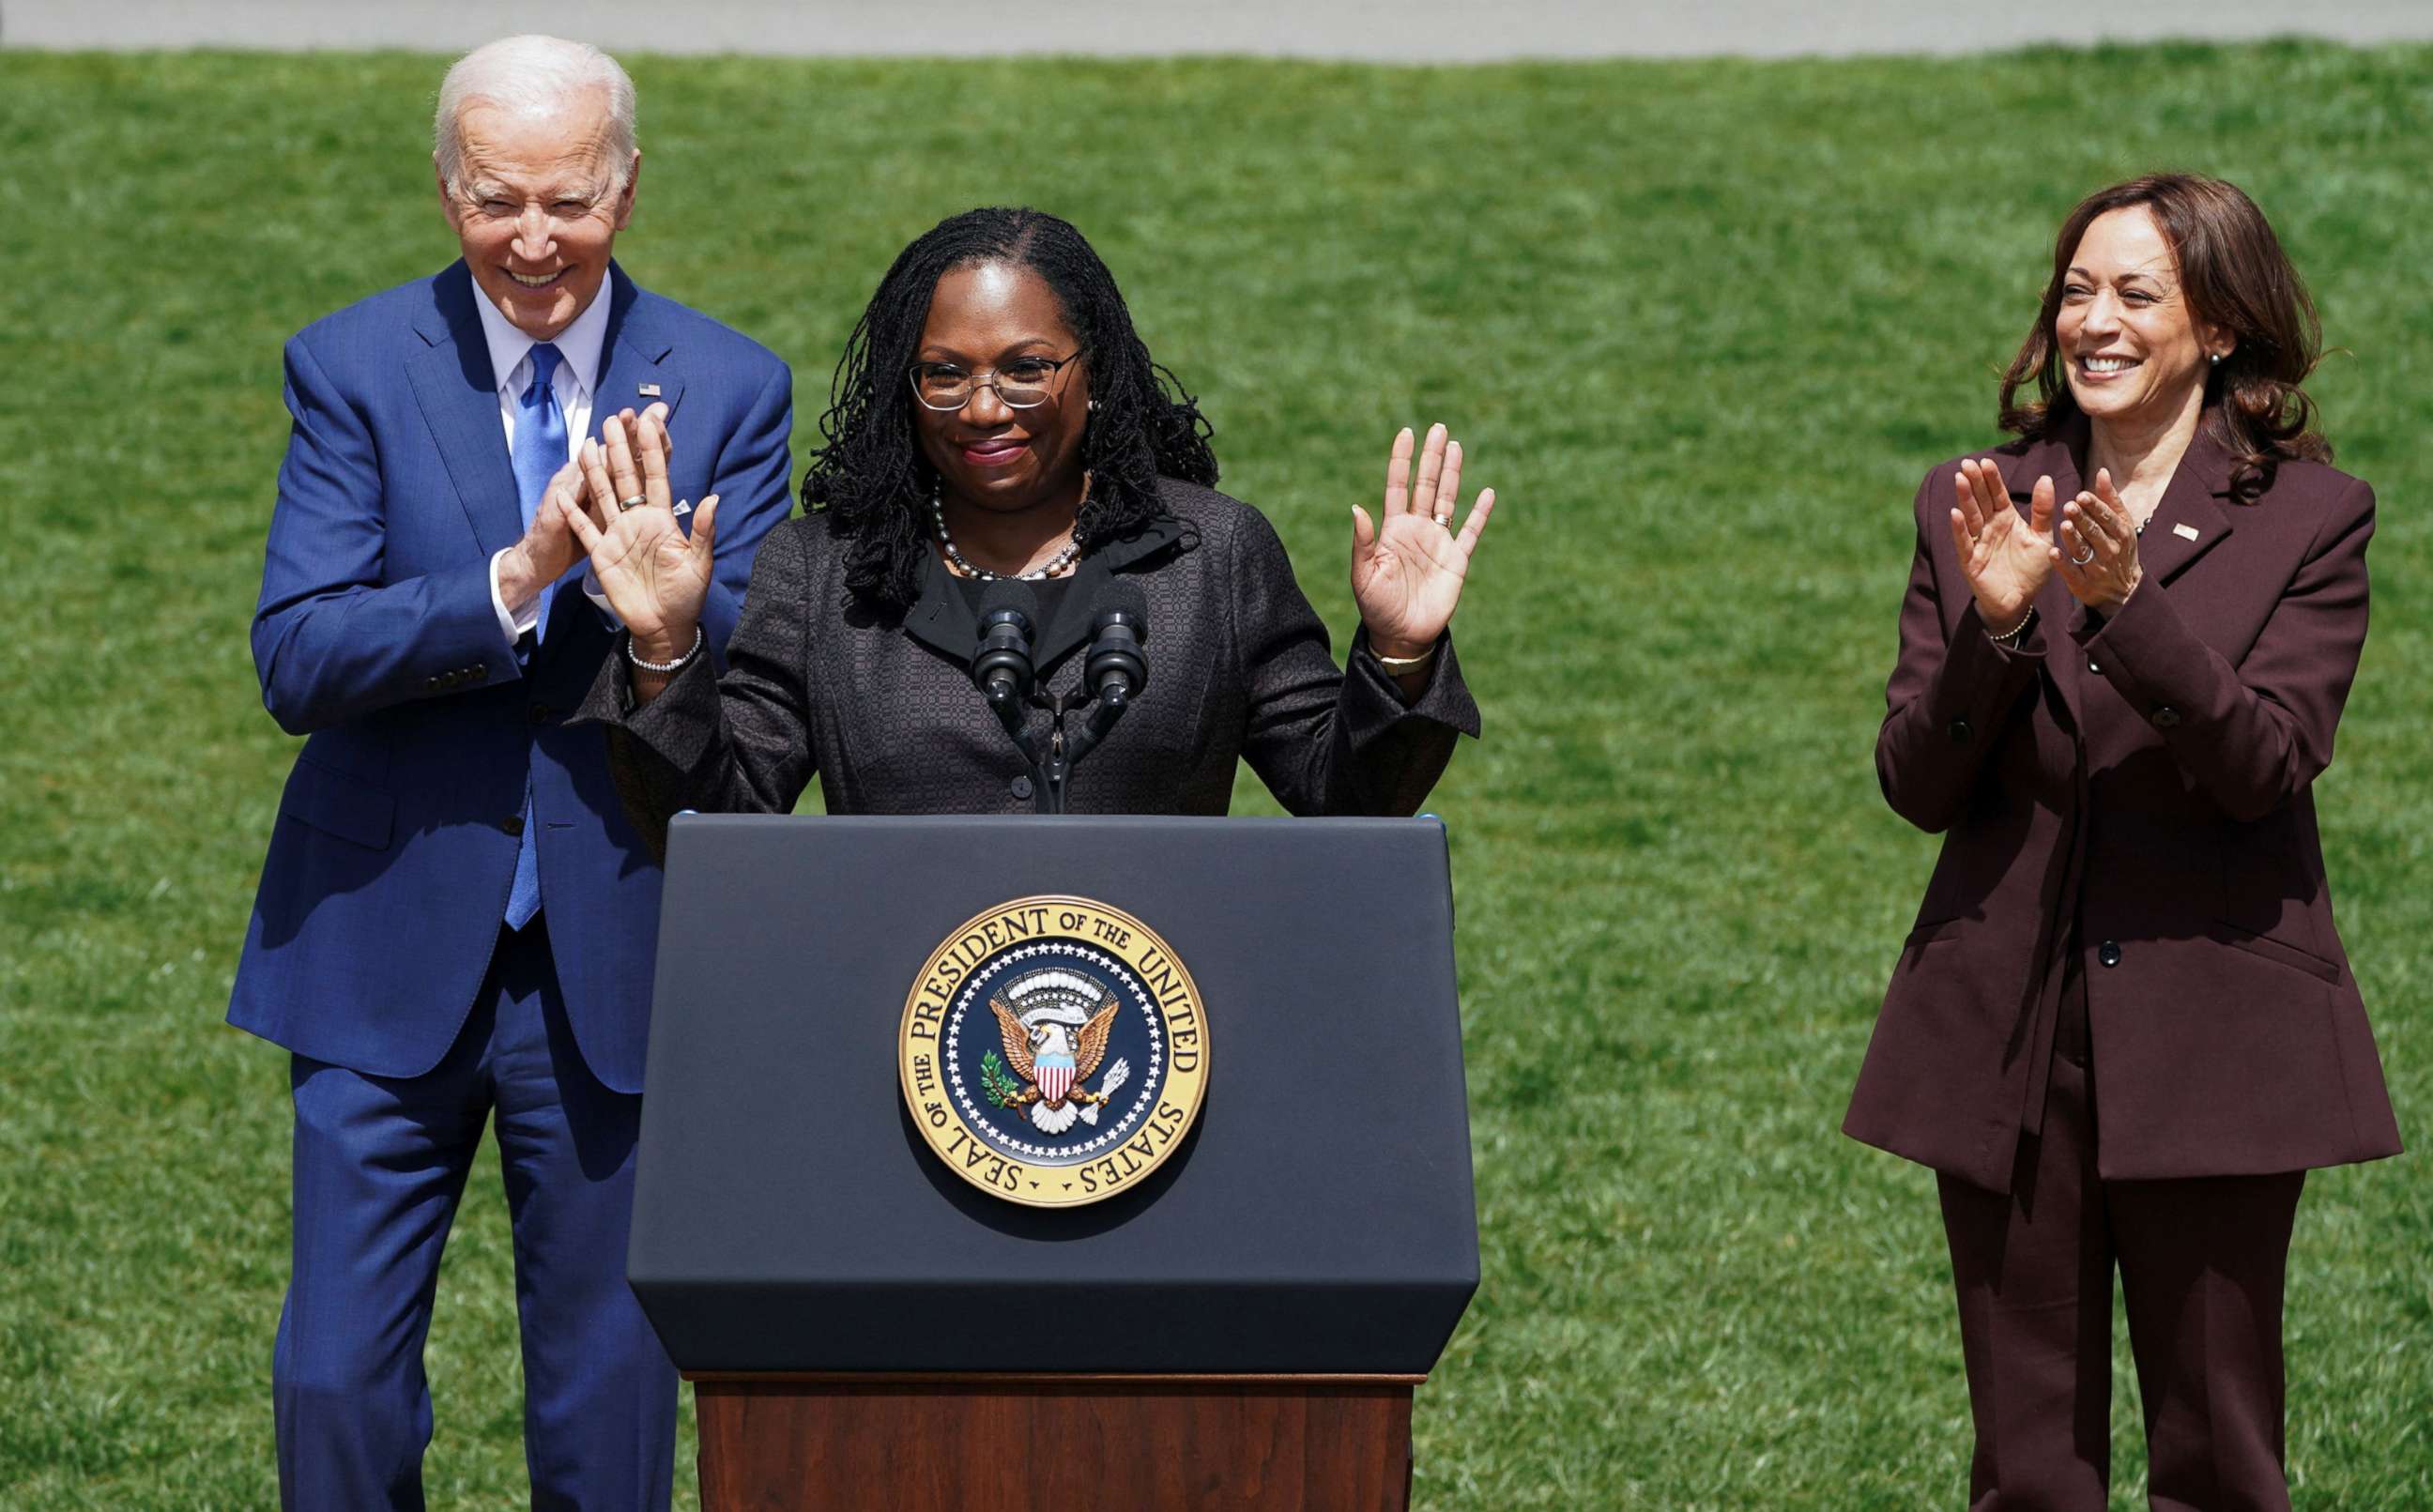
[227,35,792,1509]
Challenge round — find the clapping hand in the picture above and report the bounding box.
[560,404,720,662]
[2054,467,2143,614]
[1949,457,2053,632]
[1351,423,1498,660]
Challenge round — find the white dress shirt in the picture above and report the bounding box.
[475,285,619,644]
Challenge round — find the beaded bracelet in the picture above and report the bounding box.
[1985,605,2037,648]
[627,625,704,674]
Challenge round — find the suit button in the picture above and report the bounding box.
[529,702,556,725]
[2099,939,2121,968]
[470,663,487,679]
[1011,775,1033,801]
[2088,657,2101,674]
[501,815,526,837]
[1947,718,1972,744]
[2152,706,2181,727]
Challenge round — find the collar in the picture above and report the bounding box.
[469,272,613,399]
[900,511,1189,667]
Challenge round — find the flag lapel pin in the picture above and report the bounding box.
[2173,523,2200,541]
[638,383,663,398]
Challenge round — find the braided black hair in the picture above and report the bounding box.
[803,206,1219,610]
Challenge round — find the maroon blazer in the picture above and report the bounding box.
[1844,415,2402,1193]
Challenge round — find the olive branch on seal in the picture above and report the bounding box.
[979,1050,1025,1108]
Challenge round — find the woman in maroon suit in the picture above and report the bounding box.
[1844,174,2402,1510]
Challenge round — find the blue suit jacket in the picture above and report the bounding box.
[229,260,792,1093]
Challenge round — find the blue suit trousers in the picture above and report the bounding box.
[273,919,675,1510]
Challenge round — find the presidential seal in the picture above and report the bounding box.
[899,896,1208,1208]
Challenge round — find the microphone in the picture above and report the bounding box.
[1082,582,1151,707]
[970,580,1039,706]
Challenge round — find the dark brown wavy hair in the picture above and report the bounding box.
[1998,174,2331,500]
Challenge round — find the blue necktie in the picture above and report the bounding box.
[504,343,565,931]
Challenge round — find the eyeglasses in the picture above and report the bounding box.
[908,352,1084,411]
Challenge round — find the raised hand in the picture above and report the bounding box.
[561,405,719,660]
[2054,466,2143,613]
[1948,458,2053,632]
[497,459,589,616]
[1351,423,1498,659]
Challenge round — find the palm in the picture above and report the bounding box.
[1971,512,2046,605]
[1353,512,1471,648]
[1352,424,1497,655]
[1950,460,2053,625]
[559,405,720,652]
[587,509,709,643]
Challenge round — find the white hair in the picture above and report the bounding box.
[434,35,637,193]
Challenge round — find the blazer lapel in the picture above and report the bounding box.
[2134,423,2236,588]
[407,262,524,559]
[591,263,687,440]
[903,555,976,666]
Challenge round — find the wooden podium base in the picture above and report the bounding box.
[689,1373,1420,1511]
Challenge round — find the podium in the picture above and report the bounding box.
[634,816,1479,1510]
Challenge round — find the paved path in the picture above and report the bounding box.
[7,0,2431,58]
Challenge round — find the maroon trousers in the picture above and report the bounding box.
[1936,972,2304,1511]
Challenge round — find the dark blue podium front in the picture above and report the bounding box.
[629,814,1478,1376]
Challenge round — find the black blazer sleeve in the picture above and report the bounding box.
[1874,466,2047,834]
[574,520,819,861]
[1229,505,1481,817]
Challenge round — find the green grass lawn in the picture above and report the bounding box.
[3,40,2428,1509]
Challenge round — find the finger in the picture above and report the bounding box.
[2059,518,2104,572]
[1408,423,1448,516]
[2093,466,2123,516]
[2066,496,2112,550]
[2048,542,2081,591]
[2029,475,2056,536]
[638,409,674,512]
[1977,460,2017,531]
[1381,428,1415,517]
[602,413,644,507]
[1950,506,1973,566]
[1952,466,1985,542]
[1351,503,1376,563]
[578,437,620,517]
[690,495,720,557]
[551,458,608,533]
[1432,440,1463,523]
[561,493,605,553]
[1453,487,1495,555]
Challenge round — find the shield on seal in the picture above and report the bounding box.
[1036,1052,1076,1105]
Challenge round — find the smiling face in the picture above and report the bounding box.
[912,260,1092,518]
[437,94,636,341]
[2055,205,2230,434]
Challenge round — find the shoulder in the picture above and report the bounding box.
[766,510,849,589]
[2237,455,2375,561]
[2253,455,2371,513]
[1149,476,1287,559]
[620,280,788,383]
[286,268,457,371]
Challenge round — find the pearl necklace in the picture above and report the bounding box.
[930,483,1082,582]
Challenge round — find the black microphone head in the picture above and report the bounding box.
[972,578,1040,701]
[1093,580,1149,640]
[976,578,1040,637]
[1085,580,1150,702]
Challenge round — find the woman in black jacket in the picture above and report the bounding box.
[565,206,1496,833]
